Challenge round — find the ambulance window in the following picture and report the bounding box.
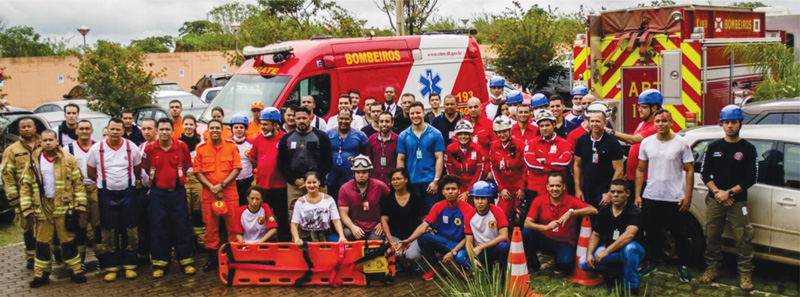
[287,74,331,118]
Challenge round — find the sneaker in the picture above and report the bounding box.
[639,263,658,277]
[26,259,34,270]
[409,263,421,272]
[698,267,718,283]
[422,269,437,281]
[125,269,138,280]
[394,264,404,273]
[183,265,196,275]
[740,274,753,290]
[152,269,165,279]
[678,266,692,282]
[70,272,87,284]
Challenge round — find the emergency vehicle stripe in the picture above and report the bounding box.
[573,47,588,81]
[602,48,639,99]
[680,41,704,128]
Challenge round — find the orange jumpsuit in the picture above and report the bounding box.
[172,117,184,139]
[245,121,261,140]
[193,139,242,250]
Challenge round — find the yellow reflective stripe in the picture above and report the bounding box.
[152,260,169,266]
[34,260,51,268]
[64,255,81,266]
[179,258,194,265]
[5,186,17,195]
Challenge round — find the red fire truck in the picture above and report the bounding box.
[572,5,781,133]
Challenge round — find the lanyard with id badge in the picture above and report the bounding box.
[591,142,599,164]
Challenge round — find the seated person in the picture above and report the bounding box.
[290,172,346,244]
[381,168,425,271]
[232,186,278,243]
[523,172,597,274]
[339,155,390,241]
[580,180,645,294]
[399,175,474,281]
[465,181,509,271]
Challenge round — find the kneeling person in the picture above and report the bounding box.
[465,181,509,271]
[339,155,389,241]
[233,186,278,243]
[580,180,644,294]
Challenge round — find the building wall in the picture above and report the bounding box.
[0,51,234,110]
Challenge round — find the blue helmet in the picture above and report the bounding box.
[571,85,589,96]
[259,107,282,122]
[489,77,506,88]
[230,114,249,126]
[638,89,663,105]
[470,181,495,198]
[506,91,523,104]
[719,105,745,121]
[530,93,549,108]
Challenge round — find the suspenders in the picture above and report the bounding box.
[99,140,133,189]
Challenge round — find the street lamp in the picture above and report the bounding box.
[358,19,368,37]
[231,22,240,55]
[460,19,469,34]
[77,26,90,49]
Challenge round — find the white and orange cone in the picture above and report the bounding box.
[564,216,603,285]
[506,227,539,297]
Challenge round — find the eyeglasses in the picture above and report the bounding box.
[609,190,626,194]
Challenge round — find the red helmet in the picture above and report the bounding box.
[212,200,228,216]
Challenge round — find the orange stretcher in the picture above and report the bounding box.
[218,240,396,286]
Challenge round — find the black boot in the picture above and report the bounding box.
[26,258,34,270]
[202,250,218,272]
[29,272,50,288]
[70,271,87,284]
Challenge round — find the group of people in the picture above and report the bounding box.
[1,80,758,292]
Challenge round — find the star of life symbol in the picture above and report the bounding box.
[419,69,442,99]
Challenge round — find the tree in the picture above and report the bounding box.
[726,42,800,101]
[207,2,258,33]
[731,1,767,8]
[129,36,174,53]
[260,0,337,29]
[373,0,439,35]
[637,0,676,7]
[178,20,222,37]
[0,68,9,114]
[73,41,165,117]
[0,26,70,57]
[423,16,460,32]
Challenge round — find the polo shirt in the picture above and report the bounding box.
[555,119,578,139]
[232,203,278,242]
[397,124,445,184]
[511,120,538,143]
[337,178,390,231]
[574,132,623,200]
[465,204,508,246]
[326,129,368,186]
[625,120,657,181]
[425,200,474,242]
[250,130,286,189]
[142,139,192,189]
[193,139,242,185]
[526,194,589,246]
[431,113,463,146]
[86,139,142,190]
[593,204,643,247]
[365,132,398,186]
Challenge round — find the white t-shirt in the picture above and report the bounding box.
[39,154,56,198]
[86,139,142,191]
[241,207,267,243]
[467,205,508,246]
[291,195,340,232]
[310,115,327,131]
[326,114,368,132]
[639,134,694,202]
[234,137,253,180]
[484,102,500,120]
[139,142,152,188]
[64,141,96,186]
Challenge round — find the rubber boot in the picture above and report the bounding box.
[202,250,218,272]
[29,272,51,288]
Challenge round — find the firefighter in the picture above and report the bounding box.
[141,118,196,278]
[22,130,87,287]
[464,97,496,154]
[137,118,157,261]
[608,89,662,195]
[504,90,524,122]
[565,86,588,123]
[246,101,264,140]
[194,119,242,272]
[488,115,525,222]
[444,120,486,205]
[483,77,506,119]
[523,110,573,200]
[510,103,537,143]
[64,120,98,270]
[230,114,254,206]
[1,116,40,269]
[249,107,288,240]
[529,93,549,117]
[178,115,205,248]
[203,107,233,141]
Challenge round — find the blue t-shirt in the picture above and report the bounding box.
[397,124,445,184]
[326,129,368,186]
[424,200,474,242]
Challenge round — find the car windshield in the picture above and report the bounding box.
[155,84,183,92]
[50,116,109,142]
[200,74,290,123]
[205,89,221,102]
[156,94,208,111]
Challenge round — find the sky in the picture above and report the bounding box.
[1,0,798,47]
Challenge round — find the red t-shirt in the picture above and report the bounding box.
[625,120,657,180]
[526,194,589,246]
[142,139,192,189]
[249,130,286,189]
[566,124,589,149]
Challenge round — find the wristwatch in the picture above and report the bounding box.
[568,208,575,214]
[728,189,735,197]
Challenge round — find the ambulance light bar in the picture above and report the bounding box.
[243,45,294,58]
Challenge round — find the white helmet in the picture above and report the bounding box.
[586,102,609,116]
[493,115,513,131]
[349,154,373,171]
[454,120,474,135]
[534,109,557,125]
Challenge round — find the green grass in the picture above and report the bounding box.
[0,222,22,247]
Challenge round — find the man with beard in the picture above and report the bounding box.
[1,117,40,268]
[397,102,445,211]
[393,93,415,132]
[431,94,463,147]
[424,93,443,123]
[383,86,399,117]
[365,112,398,185]
[326,107,368,201]
[361,102,392,137]
[278,106,332,215]
[58,103,80,147]
[121,109,145,145]
[338,155,389,240]
[249,107,288,239]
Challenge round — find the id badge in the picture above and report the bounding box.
[442,216,449,224]
[592,153,599,164]
[380,157,387,167]
[612,229,620,240]
[550,145,557,154]
[362,201,370,211]
[416,149,423,160]
[499,159,505,170]
[449,131,455,139]
[290,141,297,149]
[552,226,560,233]
[471,151,477,160]
[472,135,478,143]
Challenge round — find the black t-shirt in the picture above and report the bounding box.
[700,138,757,202]
[393,112,412,132]
[593,204,643,247]
[380,190,425,239]
[574,132,624,200]
[179,133,202,152]
[430,113,463,147]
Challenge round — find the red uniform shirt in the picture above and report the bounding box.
[523,135,573,193]
[142,139,192,189]
[461,116,497,154]
[249,130,286,189]
[566,124,589,149]
[625,120,657,181]
[487,138,525,193]
[511,120,538,143]
[365,132,399,186]
[526,194,589,246]
[444,141,486,194]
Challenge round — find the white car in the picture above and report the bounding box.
[200,87,223,104]
[679,124,800,265]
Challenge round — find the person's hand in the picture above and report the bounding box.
[586,254,596,269]
[472,245,484,257]
[678,197,691,212]
[294,238,303,247]
[722,198,734,207]
[236,236,244,243]
[599,193,611,206]
[338,236,346,242]
[596,250,609,263]
[635,195,643,208]
[516,189,525,201]
[500,189,511,201]
[351,226,365,239]
[458,192,469,202]
[427,180,439,194]
[214,192,224,200]
[713,189,729,203]
[557,211,572,226]
[442,250,455,262]
[210,184,223,195]
[575,189,584,201]
[294,178,305,188]
[373,225,384,236]
[398,239,411,252]
[546,221,559,231]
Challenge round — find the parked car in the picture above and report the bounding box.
[742,98,800,125]
[190,73,232,97]
[200,86,223,104]
[133,104,169,127]
[33,99,89,113]
[153,90,208,118]
[678,124,800,265]
[63,84,92,100]
[0,113,50,224]
[153,81,183,92]
[40,110,110,141]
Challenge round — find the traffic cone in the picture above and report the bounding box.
[564,216,603,285]
[506,227,538,297]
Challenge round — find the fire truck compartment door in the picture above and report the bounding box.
[660,49,682,105]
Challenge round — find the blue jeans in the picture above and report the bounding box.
[466,241,510,271]
[418,233,468,268]
[579,242,645,289]
[138,187,149,255]
[98,187,139,268]
[522,229,575,273]
[411,183,441,212]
